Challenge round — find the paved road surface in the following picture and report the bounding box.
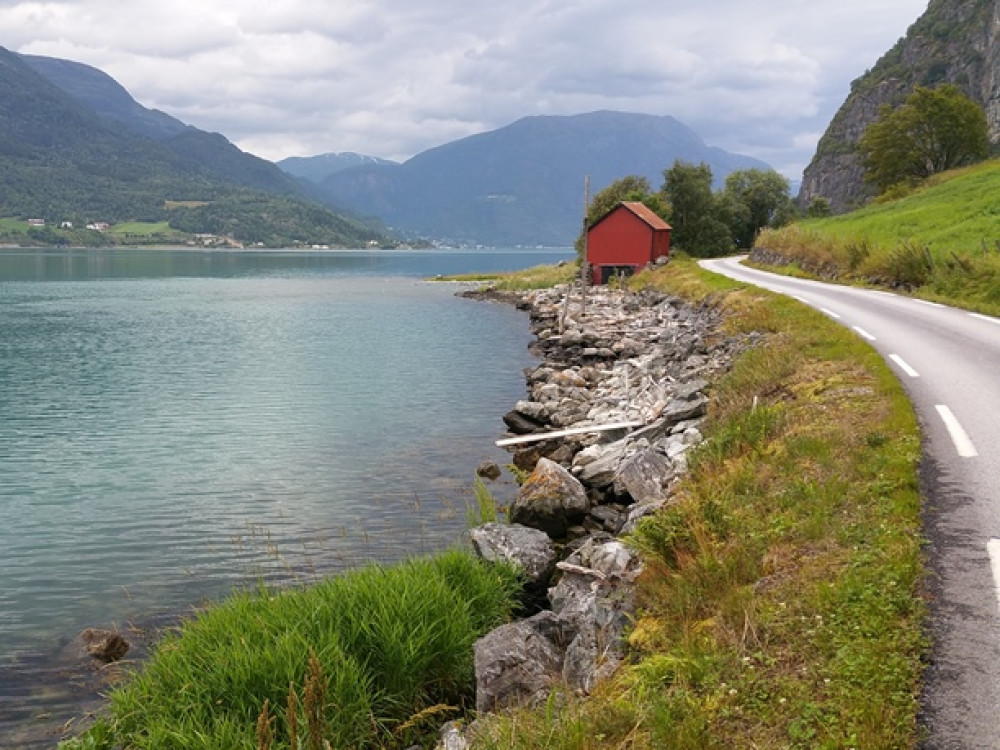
[701,257,1000,750]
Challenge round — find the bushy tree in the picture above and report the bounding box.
[859,84,989,194]
[662,161,732,257]
[805,197,832,218]
[722,168,795,248]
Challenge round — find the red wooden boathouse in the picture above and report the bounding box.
[585,201,671,285]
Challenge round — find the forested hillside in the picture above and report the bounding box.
[0,47,387,247]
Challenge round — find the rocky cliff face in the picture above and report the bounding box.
[799,0,1000,213]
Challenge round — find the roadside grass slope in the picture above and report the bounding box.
[757,158,1000,315]
[471,257,925,748]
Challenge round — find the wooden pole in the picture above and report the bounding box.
[580,175,590,319]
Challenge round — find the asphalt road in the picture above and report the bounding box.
[700,257,1000,750]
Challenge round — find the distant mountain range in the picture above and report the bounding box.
[278,153,399,184]
[285,111,772,246]
[2,44,774,247]
[0,46,385,247]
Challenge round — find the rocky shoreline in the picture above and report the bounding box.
[445,281,758,746]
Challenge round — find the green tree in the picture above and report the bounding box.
[806,197,832,218]
[722,168,795,248]
[662,160,732,257]
[577,175,670,258]
[859,84,989,194]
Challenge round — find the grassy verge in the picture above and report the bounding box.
[755,158,1000,315]
[437,262,578,290]
[61,550,521,750]
[469,256,926,748]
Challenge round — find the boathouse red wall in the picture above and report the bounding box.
[586,201,671,285]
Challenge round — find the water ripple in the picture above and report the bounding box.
[0,250,569,744]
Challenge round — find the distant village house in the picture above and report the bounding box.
[27,218,45,227]
[585,201,671,285]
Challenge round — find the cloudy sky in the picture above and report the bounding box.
[3,0,929,182]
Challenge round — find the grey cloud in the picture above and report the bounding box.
[2,0,930,181]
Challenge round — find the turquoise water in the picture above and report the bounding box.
[0,247,571,741]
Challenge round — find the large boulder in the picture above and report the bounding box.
[510,458,589,537]
[469,522,557,587]
[473,611,565,713]
[613,449,677,505]
[548,539,643,693]
[571,440,629,488]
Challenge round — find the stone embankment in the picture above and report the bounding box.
[439,282,758,747]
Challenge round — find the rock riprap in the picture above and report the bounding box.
[462,282,756,731]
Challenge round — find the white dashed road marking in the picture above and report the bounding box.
[935,405,979,458]
[889,354,920,378]
[853,326,876,341]
[820,308,841,319]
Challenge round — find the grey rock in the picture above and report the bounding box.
[673,378,709,401]
[474,611,565,713]
[628,417,671,444]
[662,394,708,424]
[547,540,641,693]
[613,450,676,505]
[567,538,642,580]
[503,409,545,435]
[80,628,129,663]
[476,460,502,481]
[510,458,590,537]
[469,523,557,585]
[514,400,549,422]
[573,441,629,488]
[588,504,628,535]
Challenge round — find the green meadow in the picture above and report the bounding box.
[757,158,1000,314]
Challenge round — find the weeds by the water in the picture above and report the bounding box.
[61,551,521,750]
[471,257,925,748]
[467,476,503,526]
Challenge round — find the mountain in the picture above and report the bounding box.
[799,0,1000,213]
[20,53,305,198]
[314,111,772,246]
[0,46,385,247]
[278,152,399,184]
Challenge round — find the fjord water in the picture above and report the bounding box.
[0,247,571,741]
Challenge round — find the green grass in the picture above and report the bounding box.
[106,221,175,236]
[438,262,578,290]
[756,158,1000,313]
[470,257,926,748]
[61,550,521,750]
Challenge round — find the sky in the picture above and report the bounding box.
[2,0,930,182]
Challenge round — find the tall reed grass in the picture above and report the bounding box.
[61,550,521,750]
